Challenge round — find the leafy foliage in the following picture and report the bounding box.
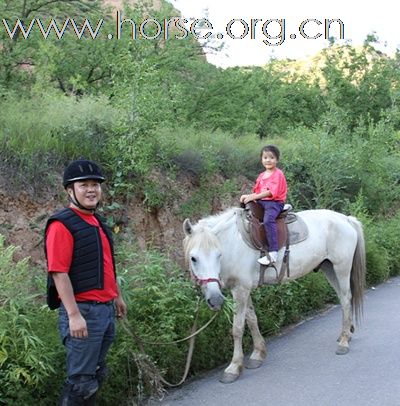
[0,235,61,405]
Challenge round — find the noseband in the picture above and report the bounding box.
[191,273,222,290]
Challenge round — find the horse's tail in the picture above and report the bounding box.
[347,216,366,324]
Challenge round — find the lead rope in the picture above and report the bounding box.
[119,299,218,388]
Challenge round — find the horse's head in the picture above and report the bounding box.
[183,218,225,311]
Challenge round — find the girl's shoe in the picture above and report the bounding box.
[257,255,271,265]
[257,251,278,266]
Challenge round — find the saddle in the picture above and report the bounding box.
[236,201,309,284]
[242,202,290,252]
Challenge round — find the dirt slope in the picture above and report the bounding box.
[0,168,248,270]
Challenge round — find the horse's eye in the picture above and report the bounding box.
[190,256,197,263]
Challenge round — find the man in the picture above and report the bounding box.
[45,159,127,406]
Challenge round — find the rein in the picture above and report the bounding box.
[119,299,218,388]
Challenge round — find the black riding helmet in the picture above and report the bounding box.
[63,159,105,188]
[63,160,105,211]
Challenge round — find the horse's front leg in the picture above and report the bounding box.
[220,286,250,384]
[245,295,267,369]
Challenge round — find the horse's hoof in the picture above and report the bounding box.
[219,372,240,384]
[336,345,349,355]
[246,359,263,369]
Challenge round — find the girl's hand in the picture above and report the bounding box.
[240,194,255,204]
[240,195,250,203]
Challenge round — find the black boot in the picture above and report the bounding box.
[84,393,97,406]
[59,384,85,406]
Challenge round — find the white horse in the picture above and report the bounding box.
[183,208,366,384]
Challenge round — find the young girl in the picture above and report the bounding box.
[240,145,287,265]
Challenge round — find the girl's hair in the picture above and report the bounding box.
[260,145,280,160]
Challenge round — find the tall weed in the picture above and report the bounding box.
[0,236,59,405]
[156,127,264,178]
[0,93,121,184]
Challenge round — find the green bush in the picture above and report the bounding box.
[282,124,400,214]
[283,127,359,210]
[348,198,395,286]
[156,127,264,179]
[365,232,390,286]
[0,235,60,405]
[253,273,336,337]
[350,122,400,215]
[374,213,400,277]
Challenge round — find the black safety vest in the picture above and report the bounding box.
[44,208,115,309]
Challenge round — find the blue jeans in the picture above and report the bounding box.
[58,302,115,399]
[257,200,284,252]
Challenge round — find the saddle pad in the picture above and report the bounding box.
[286,214,308,245]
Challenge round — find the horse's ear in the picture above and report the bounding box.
[183,218,193,236]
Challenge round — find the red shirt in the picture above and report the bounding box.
[46,208,118,302]
[253,168,287,202]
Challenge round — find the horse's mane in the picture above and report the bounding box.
[183,207,237,262]
[196,207,237,230]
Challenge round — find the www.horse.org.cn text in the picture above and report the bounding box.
[2,11,345,46]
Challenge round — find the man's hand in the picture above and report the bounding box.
[51,272,88,337]
[69,312,88,338]
[115,296,127,319]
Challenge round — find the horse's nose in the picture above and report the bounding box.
[207,294,224,311]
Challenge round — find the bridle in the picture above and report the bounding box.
[185,234,223,291]
[190,272,222,290]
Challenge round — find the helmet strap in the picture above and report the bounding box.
[68,184,97,213]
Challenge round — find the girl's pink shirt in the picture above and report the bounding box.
[252,167,287,202]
